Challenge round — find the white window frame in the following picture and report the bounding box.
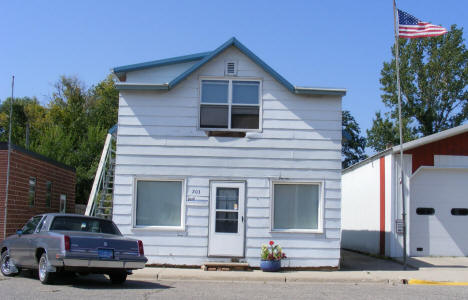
[270,181,324,234]
[132,177,186,231]
[198,76,263,132]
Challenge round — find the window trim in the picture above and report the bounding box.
[132,177,186,231]
[198,76,263,132]
[270,180,324,234]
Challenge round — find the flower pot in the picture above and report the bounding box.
[260,259,281,272]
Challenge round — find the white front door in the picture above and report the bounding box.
[208,181,245,257]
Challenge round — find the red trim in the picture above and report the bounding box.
[379,157,385,256]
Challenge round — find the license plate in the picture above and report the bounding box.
[98,248,114,259]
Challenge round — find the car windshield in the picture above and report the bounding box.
[50,216,121,235]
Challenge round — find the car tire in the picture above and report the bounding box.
[1,250,20,277]
[109,271,127,284]
[38,253,54,284]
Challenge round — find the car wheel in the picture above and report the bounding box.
[38,253,54,284]
[108,271,127,284]
[1,250,20,277]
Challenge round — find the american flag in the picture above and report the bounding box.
[398,9,447,38]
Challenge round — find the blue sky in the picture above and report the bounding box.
[1,0,466,151]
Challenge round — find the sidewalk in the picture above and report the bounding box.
[131,251,468,284]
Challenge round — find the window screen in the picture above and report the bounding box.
[231,106,259,129]
[416,207,435,215]
[136,181,182,227]
[200,105,229,128]
[273,184,320,230]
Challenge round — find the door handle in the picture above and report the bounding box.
[241,216,244,223]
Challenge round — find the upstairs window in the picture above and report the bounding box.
[200,79,260,130]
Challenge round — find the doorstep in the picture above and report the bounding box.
[202,262,250,271]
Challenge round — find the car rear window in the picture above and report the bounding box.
[50,217,121,235]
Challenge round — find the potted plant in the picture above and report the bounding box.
[260,240,286,272]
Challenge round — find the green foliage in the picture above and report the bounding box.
[0,97,47,147]
[261,241,286,261]
[0,75,119,204]
[342,110,367,169]
[367,25,468,152]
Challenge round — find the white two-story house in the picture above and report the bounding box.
[111,37,346,268]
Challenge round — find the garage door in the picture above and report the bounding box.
[410,168,468,256]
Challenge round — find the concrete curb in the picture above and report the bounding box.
[130,268,404,284]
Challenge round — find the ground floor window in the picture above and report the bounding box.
[272,182,322,232]
[135,180,183,228]
[60,194,67,213]
[28,177,36,206]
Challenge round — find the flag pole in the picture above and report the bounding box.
[3,76,14,239]
[393,0,407,269]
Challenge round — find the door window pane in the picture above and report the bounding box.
[29,177,36,206]
[231,106,259,129]
[200,105,229,128]
[232,81,259,104]
[201,80,228,103]
[216,188,239,210]
[136,181,182,227]
[215,212,238,233]
[274,184,319,230]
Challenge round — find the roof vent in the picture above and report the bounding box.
[225,61,237,76]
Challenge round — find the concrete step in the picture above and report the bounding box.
[202,262,250,271]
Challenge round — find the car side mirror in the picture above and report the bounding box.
[16,229,23,236]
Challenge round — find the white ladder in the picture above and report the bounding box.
[85,126,117,219]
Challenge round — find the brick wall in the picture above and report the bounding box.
[0,148,76,240]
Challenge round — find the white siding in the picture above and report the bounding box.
[434,155,468,168]
[341,156,382,254]
[114,46,342,267]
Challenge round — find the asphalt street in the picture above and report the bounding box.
[1,272,468,300]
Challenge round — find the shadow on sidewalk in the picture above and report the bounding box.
[15,270,172,290]
[340,249,413,271]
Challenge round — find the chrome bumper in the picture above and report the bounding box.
[63,258,146,269]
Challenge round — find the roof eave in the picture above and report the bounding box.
[294,87,347,96]
[392,123,468,153]
[168,37,296,92]
[115,83,169,91]
[112,52,211,74]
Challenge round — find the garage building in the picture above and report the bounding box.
[342,124,468,257]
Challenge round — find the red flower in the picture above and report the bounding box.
[269,240,274,246]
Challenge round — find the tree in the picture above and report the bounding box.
[342,110,367,169]
[0,97,47,148]
[367,25,468,152]
[42,76,119,203]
